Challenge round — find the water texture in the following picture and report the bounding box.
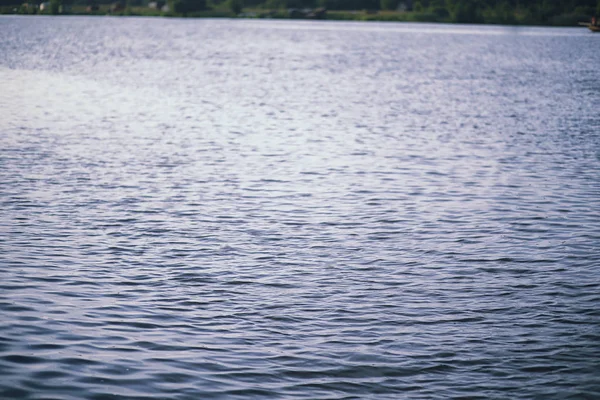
[1,16,600,399]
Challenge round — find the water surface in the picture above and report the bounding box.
[1,16,600,399]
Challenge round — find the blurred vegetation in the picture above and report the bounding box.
[2,0,599,26]
[228,0,242,13]
[170,0,206,14]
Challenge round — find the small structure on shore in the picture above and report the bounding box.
[579,16,600,32]
[590,16,600,31]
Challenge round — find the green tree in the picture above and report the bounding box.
[318,0,379,10]
[452,0,482,22]
[539,0,560,21]
[50,0,60,14]
[429,0,449,18]
[495,1,516,23]
[171,0,206,14]
[380,0,399,10]
[229,0,242,13]
[264,0,285,8]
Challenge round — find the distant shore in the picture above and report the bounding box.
[1,5,594,27]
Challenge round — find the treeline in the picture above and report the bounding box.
[3,0,600,25]
[229,0,600,24]
[402,0,600,24]
[274,0,599,22]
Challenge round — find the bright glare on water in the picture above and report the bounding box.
[1,15,600,399]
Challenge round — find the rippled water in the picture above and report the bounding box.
[1,15,600,399]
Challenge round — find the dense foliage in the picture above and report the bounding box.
[204,0,600,24]
[170,0,206,14]
[309,0,598,24]
[3,0,599,25]
[281,0,600,24]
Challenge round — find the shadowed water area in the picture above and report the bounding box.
[1,15,600,399]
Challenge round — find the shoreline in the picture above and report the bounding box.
[0,14,592,29]
[1,6,595,28]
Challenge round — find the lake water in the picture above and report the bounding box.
[1,15,599,399]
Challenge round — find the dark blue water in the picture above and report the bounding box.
[1,16,600,399]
